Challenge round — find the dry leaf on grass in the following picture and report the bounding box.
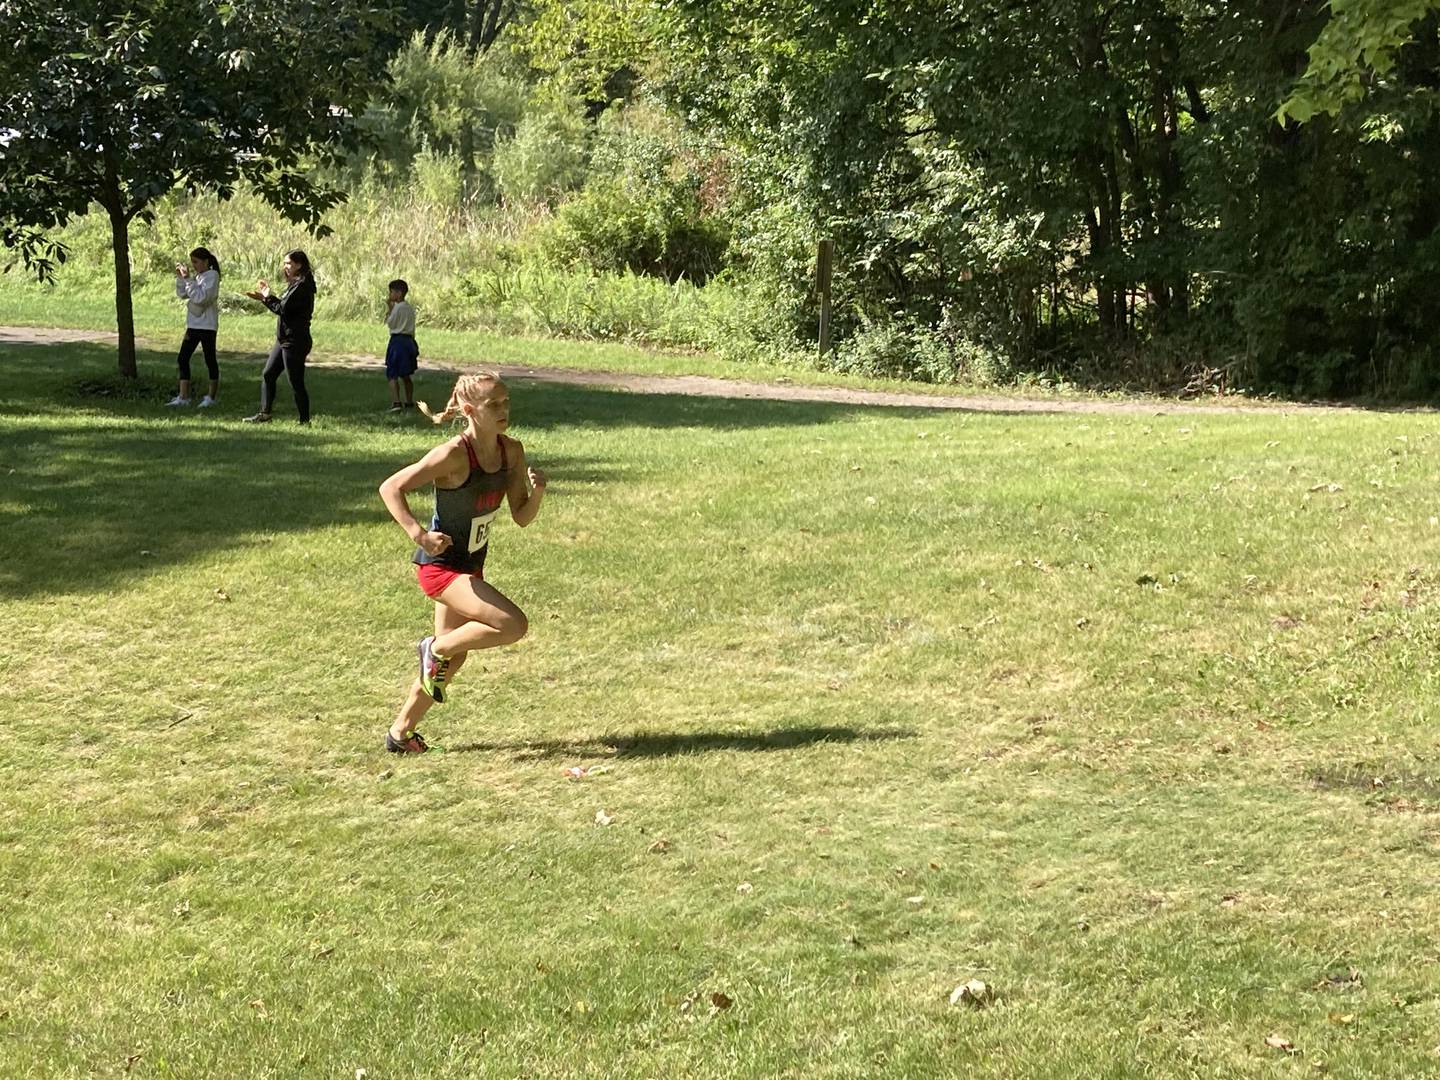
[565,764,611,780]
[214,589,230,601]
[906,895,925,907]
[594,809,615,826]
[1308,482,1343,494]
[736,881,753,895]
[1327,1012,1355,1025]
[948,979,991,1007]
[680,989,734,1017]
[648,838,670,855]
[1264,1034,1297,1054]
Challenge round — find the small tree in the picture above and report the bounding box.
[0,0,398,377]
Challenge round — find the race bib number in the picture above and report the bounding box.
[467,510,497,552]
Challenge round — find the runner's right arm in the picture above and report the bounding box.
[379,442,467,554]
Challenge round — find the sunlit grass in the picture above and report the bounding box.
[3,341,1440,1078]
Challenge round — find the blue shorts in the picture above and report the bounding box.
[385,334,419,379]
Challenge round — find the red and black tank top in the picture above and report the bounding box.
[413,435,510,572]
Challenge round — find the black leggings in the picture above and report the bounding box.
[260,339,311,422]
[177,328,218,382]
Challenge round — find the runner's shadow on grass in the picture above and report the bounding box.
[445,725,915,759]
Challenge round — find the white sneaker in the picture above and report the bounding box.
[198,396,217,408]
[165,396,191,407]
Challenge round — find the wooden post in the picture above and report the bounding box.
[817,238,834,360]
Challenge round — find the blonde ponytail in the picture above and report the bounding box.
[415,386,461,423]
[417,371,504,424]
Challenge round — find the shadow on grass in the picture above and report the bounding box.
[0,344,614,599]
[0,338,962,599]
[445,724,915,759]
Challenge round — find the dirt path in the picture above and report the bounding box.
[0,326,119,345]
[0,323,1352,416]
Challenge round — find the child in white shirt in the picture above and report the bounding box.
[384,279,419,412]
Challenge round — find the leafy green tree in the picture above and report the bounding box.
[356,30,527,192]
[664,0,1440,395]
[0,0,398,377]
[1280,0,1440,120]
[511,0,659,102]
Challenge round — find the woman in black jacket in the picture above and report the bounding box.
[244,249,317,424]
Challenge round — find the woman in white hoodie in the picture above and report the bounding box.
[167,246,222,408]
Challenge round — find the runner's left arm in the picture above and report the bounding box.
[506,439,546,527]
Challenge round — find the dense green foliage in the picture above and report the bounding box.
[1280,0,1440,119]
[8,0,1440,396]
[661,0,1440,396]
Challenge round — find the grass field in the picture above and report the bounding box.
[3,334,1440,1078]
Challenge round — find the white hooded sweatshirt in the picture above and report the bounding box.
[176,268,220,331]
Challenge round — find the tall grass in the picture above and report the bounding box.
[13,184,806,365]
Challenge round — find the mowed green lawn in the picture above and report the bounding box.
[2,339,1439,1079]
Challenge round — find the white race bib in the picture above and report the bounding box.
[467,510,498,552]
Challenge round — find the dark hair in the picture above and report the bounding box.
[286,249,312,279]
[190,246,221,278]
[388,279,409,296]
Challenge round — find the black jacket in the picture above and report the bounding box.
[262,277,316,344]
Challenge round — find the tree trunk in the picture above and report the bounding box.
[108,207,137,379]
[1077,17,1131,337]
[1085,206,1119,333]
[98,147,137,379]
[469,0,508,53]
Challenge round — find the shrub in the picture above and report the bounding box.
[830,316,1009,384]
[411,145,466,212]
[492,101,591,204]
[356,30,528,187]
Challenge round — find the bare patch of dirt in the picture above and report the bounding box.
[0,326,116,346]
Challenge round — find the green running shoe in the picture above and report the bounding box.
[418,635,451,703]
